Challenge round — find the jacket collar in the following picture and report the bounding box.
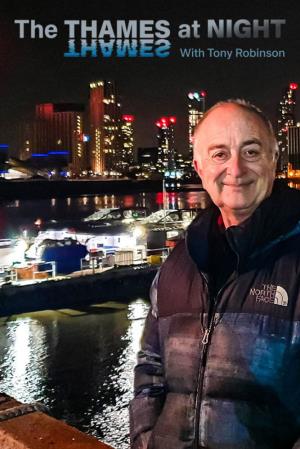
[186,180,300,273]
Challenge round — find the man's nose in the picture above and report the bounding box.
[226,153,246,177]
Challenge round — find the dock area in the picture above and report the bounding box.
[0,264,158,317]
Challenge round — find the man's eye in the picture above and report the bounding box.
[243,148,261,160]
[211,151,228,162]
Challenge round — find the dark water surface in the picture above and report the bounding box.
[0,300,149,449]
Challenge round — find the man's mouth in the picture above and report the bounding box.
[223,181,253,187]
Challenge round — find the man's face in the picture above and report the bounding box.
[193,104,277,222]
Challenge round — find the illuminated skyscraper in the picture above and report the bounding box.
[156,116,177,173]
[277,82,298,171]
[287,124,300,170]
[89,80,121,174]
[33,103,85,174]
[117,114,135,172]
[188,90,206,159]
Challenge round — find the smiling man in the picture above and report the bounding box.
[130,100,300,449]
[193,101,278,227]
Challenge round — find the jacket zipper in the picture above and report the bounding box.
[193,268,239,449]
[193,286,218,449]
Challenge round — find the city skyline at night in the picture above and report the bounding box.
[1,0,300,160]
[14,76,300,175]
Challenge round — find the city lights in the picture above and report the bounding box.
[9,77,300,182]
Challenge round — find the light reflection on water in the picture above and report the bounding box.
[0,299,149,449]
[0,318,48,403]
[2,190,209,238]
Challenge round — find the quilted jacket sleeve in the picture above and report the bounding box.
[129,272,166,449]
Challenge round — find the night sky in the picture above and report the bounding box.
[1,0,300,156]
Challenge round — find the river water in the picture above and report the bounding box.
[0,190,208,449]
[0,300,148,449]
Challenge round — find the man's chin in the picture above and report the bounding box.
[217,197,259,213]
[213,195,255,209]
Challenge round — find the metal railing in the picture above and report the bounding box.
[0,266,17,284]
[0,261,57,284]
[32,261,56,279]
[80,256,103,274]
[78,246,172,274]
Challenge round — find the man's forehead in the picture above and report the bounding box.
[195,104,269,140]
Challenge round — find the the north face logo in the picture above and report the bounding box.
[274,286,289,306]
[250,284,288,306]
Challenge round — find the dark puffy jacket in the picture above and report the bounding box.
[130,182,300,449]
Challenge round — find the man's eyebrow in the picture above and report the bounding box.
[207,138,263,152]
[207,144,228,152]
[241,138,262,147]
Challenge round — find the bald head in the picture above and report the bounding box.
[194,99,278,160]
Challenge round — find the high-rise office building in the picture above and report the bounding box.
[288,124,300,170]
[277,82,298,171]
[89,80,121,175]
[33,103,86,174]
[188,91,206,159]
[156,116,177,173]
[117,114,135,172]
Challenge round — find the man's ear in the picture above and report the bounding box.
[193,159,202,178]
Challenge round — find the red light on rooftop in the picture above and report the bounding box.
[290,82,298,90]
[37,103,54,118]
[200,90,207,97]
[169,116,176,124]
[123,114,134,122]
[155,121,162,128]
[158,117,169,127]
